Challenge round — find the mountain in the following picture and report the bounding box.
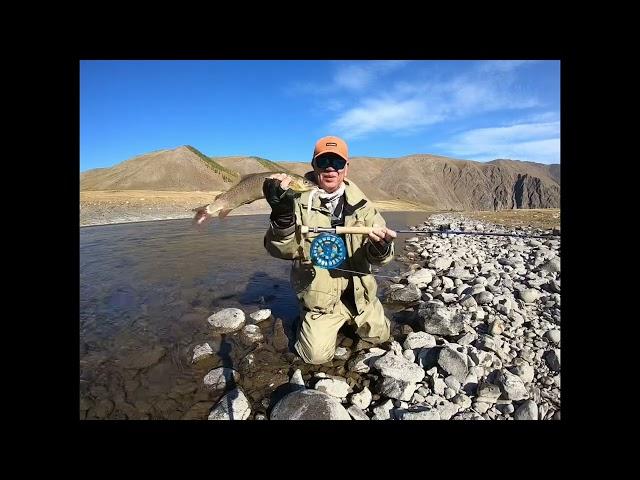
[80,146,239,191]
[80,146,560,210]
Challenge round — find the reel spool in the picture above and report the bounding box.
[309,233,347,269]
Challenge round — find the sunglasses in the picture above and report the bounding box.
[314,155,347,170]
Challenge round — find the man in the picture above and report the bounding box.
[263,135,397,365]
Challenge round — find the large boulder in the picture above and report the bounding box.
[270,390,351,420]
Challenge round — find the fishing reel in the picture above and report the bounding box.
[309,233,347,269]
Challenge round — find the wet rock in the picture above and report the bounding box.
[94,399,114,418]
[249,309,272,323]
[241,324,264,344]
[203,367,240,391]
[207,308,246,333]
[182,402,213,420]
[192,343,214,363]
[119,346,166,369]
[271,318,289,352]
[208,388,251,420]
[514,400,539,420]
[270,389,351,420]
[373,352,426,383]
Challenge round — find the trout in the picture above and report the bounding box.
[192,172,316,225]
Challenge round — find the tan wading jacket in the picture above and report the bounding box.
[264,178,394,316]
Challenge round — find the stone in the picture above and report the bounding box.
[437,347,469,383]
[314,378,350,398]
[403,331,437,350]
[204,367,240,391]
[207,308,246,333]
[378,377,418,401]
[514,400,539,420]
[350,386,372,410]
[270,390,351,420]
[347,405,370,420]
[249,309,272,323]
[208,388,251,420]
[373,352,426,383]
[192,343,214,363]
[497,369,528,401]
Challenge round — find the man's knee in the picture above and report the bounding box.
[294,340,334,365]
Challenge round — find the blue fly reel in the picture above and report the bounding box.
[310,233,347,269]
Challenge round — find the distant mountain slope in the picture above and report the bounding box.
[81,145,560,209]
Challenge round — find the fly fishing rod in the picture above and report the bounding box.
[299,225,560,270]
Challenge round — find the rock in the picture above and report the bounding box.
[334,346,351,360]
[373,352,426,383]
[510,363,535,384]
[403,349,416,363]
[241,324,264,343]
[451,393,472,409]
[419,304,465,336]
[118,345,166,369]
[444,375,461,391]
[290,369,306,390]
[442,277,455,289]
[452,411,484,420]
[541,258,561,273]
[518,289,541,303]
[387,283,422,303]
[249,309,272,323]
[192,343,214,363]
[497,369,529,401]
[396,406,440,420]
[432,377,447,396]
[489,319,505,336]
[444,387,456,399]
[457,331,477,345]
[544,349,561,371]
[474,291,494,305]
[437,347,469,383]
[347,405,370,420]
[371,399,395,420]
[435,399,460,420]
[434,257,454,270]
[271,390,351,420]
[207,308,246,333]
[203,367,240,391]
[403,331,437,350]
[208,388,251,420]
[545,330,561,344]
[350,386,372,410]
[378,377,418,401]
[514,400,539,420]
[348,348,386,373]
[448,267,473,280]
[460,295,478,308]
[314,378,350,398]
[475,382,502,404]
[271,318,289,352]
[407,269,433,286]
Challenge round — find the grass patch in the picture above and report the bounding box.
[186,145,240,183]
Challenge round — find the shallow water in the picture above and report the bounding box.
[79,211,432,419]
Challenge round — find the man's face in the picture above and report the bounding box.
[313,153,349,193]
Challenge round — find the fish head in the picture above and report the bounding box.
[288,176,317,193]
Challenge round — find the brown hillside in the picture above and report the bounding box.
[80,146,237,191]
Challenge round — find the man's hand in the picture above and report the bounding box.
[368,223,397,246]
[263,173,296,226]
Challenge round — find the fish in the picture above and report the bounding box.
[192,172,317,225]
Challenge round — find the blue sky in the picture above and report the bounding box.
[80,60,560,172]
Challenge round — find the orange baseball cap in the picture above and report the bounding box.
[312,135,349,163]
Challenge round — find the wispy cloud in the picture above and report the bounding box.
[330,64,540,138]
[436,121,560,163]
[285,60,409,96]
